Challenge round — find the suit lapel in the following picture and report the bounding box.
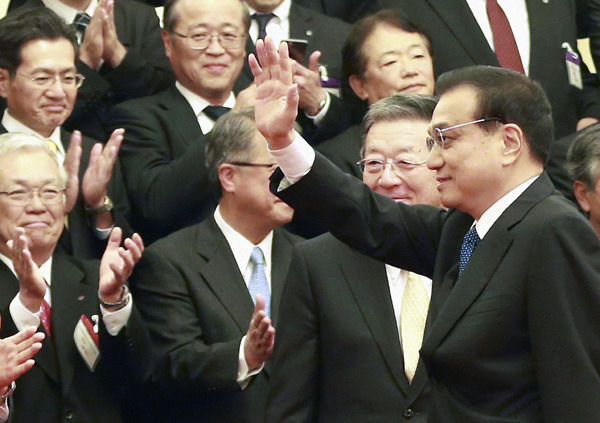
[269,230,294,327]
[341,250,410,394]
[159,87,204,147]
[423,174,556,355]
[50,255,89,398]
[195,219,255,333]
[527,0,555,79]
[426,0,498,66]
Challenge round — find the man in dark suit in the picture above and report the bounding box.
[0,133,149,423]
[107,0,254,244]
[374,0,600,140]
[0,8,132,260]
[318,9,435,179]
[237,0,351,144]
[130,108,300,422]
[266,94,441,422]
[292,0,378,22]
[251,38,600,422]
[7,0,174,140]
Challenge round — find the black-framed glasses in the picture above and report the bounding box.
[356,158,427,175]
[229,162,278,172]
[426,118,505,151]
[17,72,85,89]
[171,31,245,50]
[0,186,65,205]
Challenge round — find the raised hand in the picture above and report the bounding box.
[248,36,298,150]
[293,50,327,116]
[244,294,275,370]
[0,315,44,389]
[63,131,83,213]
[79,3,105,69]
[98,228,144,304]
[101,0,127,68]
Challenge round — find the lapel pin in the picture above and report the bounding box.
[306,30,313,37]
[78,295,85,301]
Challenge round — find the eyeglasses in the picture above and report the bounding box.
[229,161,278,172]
[357,158,427,175]
[0,186,65,205]
[171,31,245,50]
[426,118,505,150]
[17,72,85,89]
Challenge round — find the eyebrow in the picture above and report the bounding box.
[28,67,77,74]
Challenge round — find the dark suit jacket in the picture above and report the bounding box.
[375,0,600,140]
[235,2,352,144]
[12,0,175,140]
[107,86,218,244]
[317,123,363,179]
[129,216,301,422]
[270,153,600,423]
[267,233,429,423]
[292,0,379,23]
[0,125,132,259]
[0,255,152,423]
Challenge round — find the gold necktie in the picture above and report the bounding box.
[400,272,429,383]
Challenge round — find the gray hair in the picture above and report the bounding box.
[566,123,600,190]
[361,94,438,157]
[205,107,259,196]
[163,0,250,33]
[0,132,67,188]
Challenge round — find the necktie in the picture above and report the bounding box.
[40,299,52,337]
[73,12,91,41]
[203,105,231,122]
[459,226,481,275]
[400,272,429,383]
[249,246,271,317]
[252,13,275,41]
[486,0,524,73]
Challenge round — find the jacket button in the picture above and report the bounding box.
[403,408,414,418]
[64,408,73,421]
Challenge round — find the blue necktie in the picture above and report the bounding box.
[249,247,271,317]
[459,227,481,275]
[252,13,274,41]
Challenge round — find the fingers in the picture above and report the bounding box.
[308,50,321,73]
[248,52,263,85]
[64,131,82,213]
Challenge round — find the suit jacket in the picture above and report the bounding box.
[375,0,600,140]
[129,216,301,423]
[107,86,218,244]
[0,254,152,423]
[267,233,429,423]
[13,0,175,140]
[270,153,600,423]
[292,0,379,23]
[0,125,132,259]
[235,2,352,144]
[317,123,363,179]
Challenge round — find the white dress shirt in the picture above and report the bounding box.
[246,0,291,47]
[175,82,236,134]
[42,0,98,44]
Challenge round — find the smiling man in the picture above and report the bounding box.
[266,94,441,423]
[108,0,253,244]
[318,9,435,179]
[251,38,600,423]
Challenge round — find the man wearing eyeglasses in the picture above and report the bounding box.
[0,8,132,261]
[107,0,255,244]
[266,94,441,423]
[0,132,150,423]
[129,108,299,423]
[251,38,600,422]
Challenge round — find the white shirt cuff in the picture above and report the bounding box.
[304,91,331,126]
[93,224,114,240]
[237,335,264,389]
[100,294,133,336]
[269,131,315,187]
[9,294,41,332]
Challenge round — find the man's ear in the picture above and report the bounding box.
[162,30,173,59]
[501,123,524,165]
[349,75,369,101]
[218,163,237,194]
[0,68,10,99]
[574,180,592,213]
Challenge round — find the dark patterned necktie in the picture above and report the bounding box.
[252,13,275,41]
[459,226,481,275]
[73,12,91,41]
[486,0,524,73]
[40,299,52,337]
[203,105,231,122]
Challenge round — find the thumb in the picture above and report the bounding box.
[253,294,266,314]
[308,50,321,73]
[106,227,122,251]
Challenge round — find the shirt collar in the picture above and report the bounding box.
[245,0,291,21]
[175,81,236,117]
[42,0,97,23]
[475,175,539,239]
[213,205,273,276]
[2,110,65,163]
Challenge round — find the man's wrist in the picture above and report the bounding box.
[85,196,113,215]
[99,285,130,310]
[0,382,15,400]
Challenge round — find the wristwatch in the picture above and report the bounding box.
[0,382,16,400]
[99,285,130,310]
[85,196,114,216]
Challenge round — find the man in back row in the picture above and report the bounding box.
[251,38,600,422]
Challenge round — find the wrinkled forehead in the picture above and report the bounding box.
[174,0,246,31]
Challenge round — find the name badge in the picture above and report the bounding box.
[74,314,100,372]
[563,42,583,89]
